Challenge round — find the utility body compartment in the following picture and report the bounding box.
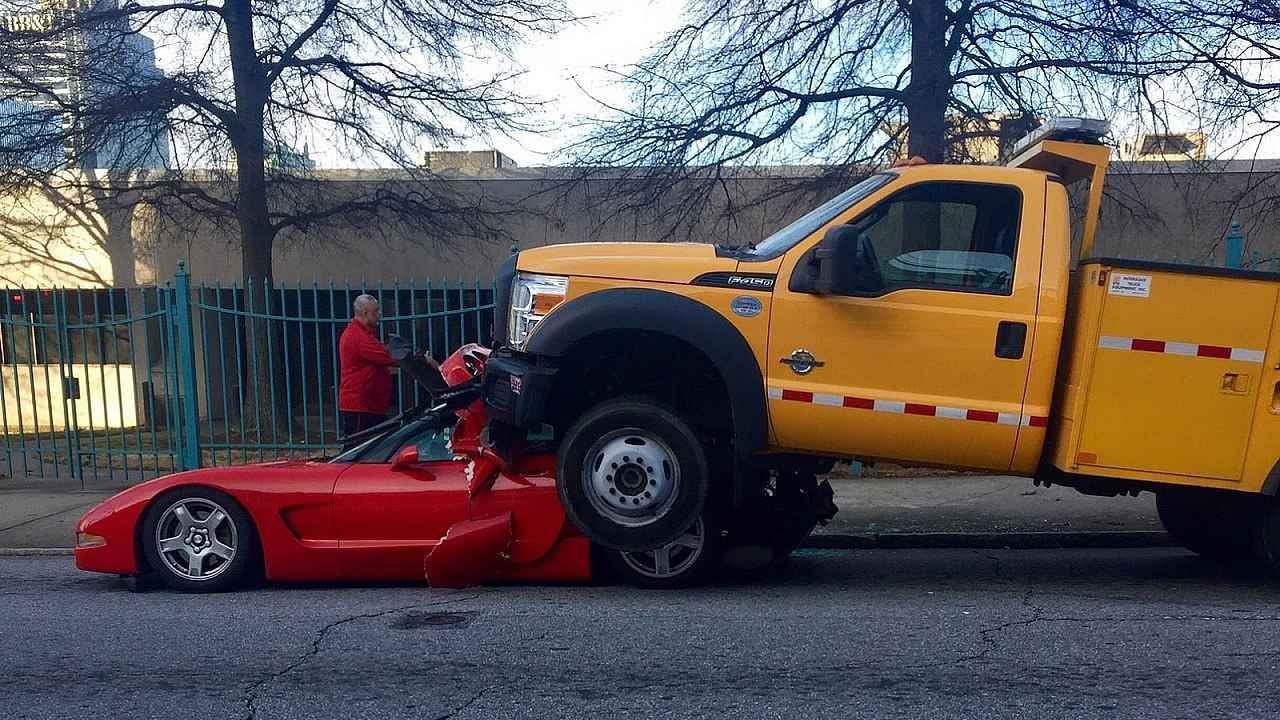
[1050,259,1280,493]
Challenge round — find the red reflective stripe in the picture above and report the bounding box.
[780,389,813,402]
[843,396,874,409]
[904,403,936,416]
[1196,344,1231,359]
[966,409,999,423]
[1028,416,1049,428]
[1130,338,1165,353]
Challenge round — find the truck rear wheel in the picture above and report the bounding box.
[557,397,709,552]
[1156,490,1260,566]
[1250,499,1280,575]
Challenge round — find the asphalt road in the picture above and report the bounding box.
[4,548,1280,720]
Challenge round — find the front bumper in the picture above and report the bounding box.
[482,348,557,429]
[74,506,139,575]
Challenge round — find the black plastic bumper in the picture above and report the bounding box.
[482,348,557,429]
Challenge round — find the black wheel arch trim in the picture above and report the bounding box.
[525,287,768,460]
[1263,459,1280,496]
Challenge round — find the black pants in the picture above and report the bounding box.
[341,411,386,438]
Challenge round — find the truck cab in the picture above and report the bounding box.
[481,119,1280,580]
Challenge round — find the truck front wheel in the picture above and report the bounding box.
[558,398,709,552]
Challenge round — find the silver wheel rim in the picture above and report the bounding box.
[582,428,680,527]
[620,518,706,579]
[154,497,238,581]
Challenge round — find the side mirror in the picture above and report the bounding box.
[391,445,419,472]
[812,225,882,295]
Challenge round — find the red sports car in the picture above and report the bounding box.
[74,344,718,592]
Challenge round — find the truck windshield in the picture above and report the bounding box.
[744,172,896,259]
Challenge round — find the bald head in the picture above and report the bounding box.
[353,294,380,328]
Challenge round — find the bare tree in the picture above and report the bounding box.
[0,0,569,285]
[565,0,1280,238]
[0,0,569,428]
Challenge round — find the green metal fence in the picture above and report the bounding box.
[0,264,496,486]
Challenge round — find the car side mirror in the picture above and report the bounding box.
[813,225,881,295]
[391,446,419,472]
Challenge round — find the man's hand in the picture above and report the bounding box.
[418,350,441,370]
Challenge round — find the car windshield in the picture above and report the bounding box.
[329,433,383,463]
[745,172,896,258]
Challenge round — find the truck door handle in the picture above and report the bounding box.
[780,349,824,375]
[994,321,1027,360]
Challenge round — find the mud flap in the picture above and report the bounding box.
[424,513,513,588]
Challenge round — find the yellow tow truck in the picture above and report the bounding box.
[480,119,1280,585]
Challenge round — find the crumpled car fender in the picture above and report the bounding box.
[424,513,513,588]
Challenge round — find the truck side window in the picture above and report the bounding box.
[853,182,1022,295]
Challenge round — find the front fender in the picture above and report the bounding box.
[526,287,769,459]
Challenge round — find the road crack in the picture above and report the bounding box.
[430,685,498,720]
[241,592,480,720]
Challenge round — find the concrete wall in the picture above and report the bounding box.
[1,364,137,432]
[1,161,1278,289]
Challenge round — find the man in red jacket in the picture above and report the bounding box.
[339,294,396,437]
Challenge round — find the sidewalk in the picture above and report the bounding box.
[813,473,1165,548]
[0,471,1165,551]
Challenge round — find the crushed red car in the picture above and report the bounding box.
[74,341,723,591]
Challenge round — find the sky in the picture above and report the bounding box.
[487,0,686,166]
[142,0,1280,169]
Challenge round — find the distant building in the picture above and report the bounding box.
[1119,132,1207,161]
[226,141,317,172]
[886,114,1041,163]
[423,150,518,172]
[0,0,170,170]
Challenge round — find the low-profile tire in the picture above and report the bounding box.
[558,397,709,552]
[1156,489,1260,566]
[604,515,720,589]
[141,487,259,593]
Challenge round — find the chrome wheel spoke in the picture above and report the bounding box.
[652,546,672,576]
[204,509,227,532]
[671,533,701,550]
[208,540,235,561]
[159,536,185,554]
[172,505,195,532]
[186,549,204,578]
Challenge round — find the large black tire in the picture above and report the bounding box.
[1156,489,1260,566]
[141,487,260,593]
[1250,499,1280,575]
[603,514,721,588]
[558,397,710,552]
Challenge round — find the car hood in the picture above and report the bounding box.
[516,242,740,284]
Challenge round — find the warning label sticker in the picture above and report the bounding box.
[1108,273,1151,298]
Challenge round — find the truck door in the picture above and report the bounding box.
[766,174,1046,471]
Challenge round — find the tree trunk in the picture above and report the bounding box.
[224,0,286,443]
[904,0,950,163]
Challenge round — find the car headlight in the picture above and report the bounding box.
[76,532,106,548]
[508,272,568,349]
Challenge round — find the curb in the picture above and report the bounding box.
[803,530,1172,550]
[2,532,1172,557]
[0,547,73,556]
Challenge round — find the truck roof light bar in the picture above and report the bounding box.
[1008,118,1110,161]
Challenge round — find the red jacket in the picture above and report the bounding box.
[338,321,396,414]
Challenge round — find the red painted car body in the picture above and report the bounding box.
[74,344,592,587]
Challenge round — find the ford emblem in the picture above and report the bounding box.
[731,296,763,318]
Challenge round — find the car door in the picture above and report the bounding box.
[766,172,1046,471]
[332,424,471,580]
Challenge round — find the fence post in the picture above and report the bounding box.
[1225,218,1245,269]
[173,262,201,470]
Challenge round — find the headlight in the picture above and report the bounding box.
[76,532,106,548]
[507,272,568,349]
